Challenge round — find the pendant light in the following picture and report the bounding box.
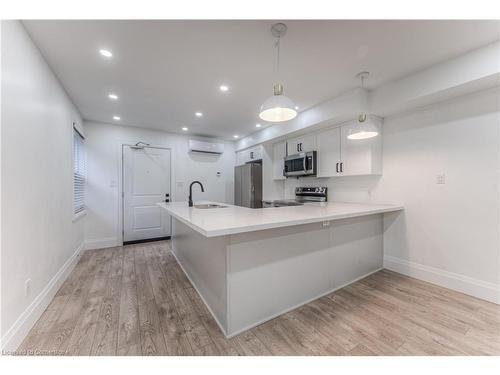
[259,23,297,123]
[347,72,379,140]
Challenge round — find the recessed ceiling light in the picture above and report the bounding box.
[108,93,118,100]
[233,135,239,139]
[99,49,113,58]
[195,112,203,117]
[219,85,229,92]
[113,116,121,121]
[182,127,188,131]
[295,106,299,110]
[255,123,262,128]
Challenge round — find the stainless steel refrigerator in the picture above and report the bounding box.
[234,163,262,208]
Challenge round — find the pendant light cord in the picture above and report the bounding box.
[275,36,281,80]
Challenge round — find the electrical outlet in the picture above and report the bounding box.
[24,279,32,297]
[436,174,446,184]
[322,220,330,227]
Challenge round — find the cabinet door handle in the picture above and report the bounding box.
[340,162,344,173]
[296,144,299,152]
[300,143,303,152]
[250,152,253,159]
[336,162,339,173]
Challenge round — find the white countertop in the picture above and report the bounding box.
[158,200,403,237]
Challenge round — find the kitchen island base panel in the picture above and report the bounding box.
[171,215,384,337]
[171,219,228,331]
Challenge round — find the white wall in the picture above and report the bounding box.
[83,121,235,250]
[376,88,500,302]
[262,88,500,302]
[1,21,85,350]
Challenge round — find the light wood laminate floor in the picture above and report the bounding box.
[17,241,500,355]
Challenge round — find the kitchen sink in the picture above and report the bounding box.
[193,204,228,209]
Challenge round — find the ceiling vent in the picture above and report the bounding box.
[189,139,224,155]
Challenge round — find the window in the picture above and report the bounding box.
[73,124,85,216]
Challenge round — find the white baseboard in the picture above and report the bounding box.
[383,255,500,305]
[1,242,84,353]
[84,237,120,251]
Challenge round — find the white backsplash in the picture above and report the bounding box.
[282,175,382,203]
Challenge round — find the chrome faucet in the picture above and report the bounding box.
[188,181,204,207]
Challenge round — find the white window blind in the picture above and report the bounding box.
[73,125,85,215]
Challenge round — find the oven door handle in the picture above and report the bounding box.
[303,156,307,172]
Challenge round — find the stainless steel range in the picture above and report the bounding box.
[263,187,328,207]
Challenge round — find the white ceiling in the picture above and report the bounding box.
[23,20,499,140]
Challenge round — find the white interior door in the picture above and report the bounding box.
[123,145,171,243]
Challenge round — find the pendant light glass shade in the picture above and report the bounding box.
[259,23,297,123]
[259,83,297,122]
[347,114,379,140]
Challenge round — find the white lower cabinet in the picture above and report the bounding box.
[272,141,286,180]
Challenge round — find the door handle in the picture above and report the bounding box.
[296,144,299,152]
[336,162,339,173]
[340,162,344,173]
[165,193,170,203]
[299,143,302,152]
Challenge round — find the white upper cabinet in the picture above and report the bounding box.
[236,151,246,165]
[315,118,382,177]
[339,120,382,176]
[316,127,341,177]
[272,141,286,180]
[250,145,262,161]
[236,145,263,165]
[287,134,317,155]
[236,118,381,177]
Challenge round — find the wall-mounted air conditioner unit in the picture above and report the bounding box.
[188,139,224,155]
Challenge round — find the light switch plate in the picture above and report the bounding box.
[24,279,31,297]
[436,174,446,184]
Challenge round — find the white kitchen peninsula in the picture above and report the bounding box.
[158,201,403,337]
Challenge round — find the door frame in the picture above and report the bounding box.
[121,144,173,245]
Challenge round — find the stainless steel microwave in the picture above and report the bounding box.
[284,151,317,177]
